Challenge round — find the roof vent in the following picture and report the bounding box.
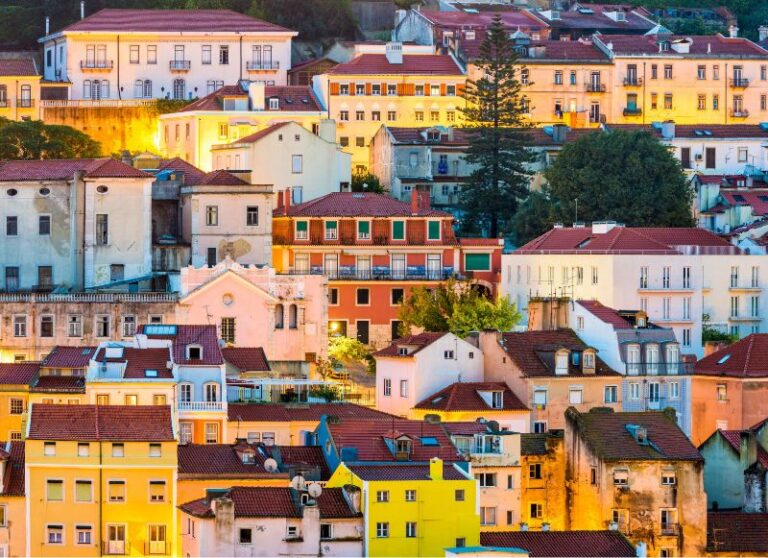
[625,424,649,445]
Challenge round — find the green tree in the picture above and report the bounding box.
[248,0,357,41]
[0,120,101,160]
[460,14,533,238]
[542,130,694,230]
[351,172,386,193]
[399,279,520,338]
[328,336,369,361]
[510,190,554,247]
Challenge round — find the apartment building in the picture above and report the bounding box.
[40,8,295,100]
[503,222,768,357]
[0,441,25,557]
[520,432,566,531]
[0,58,40,121]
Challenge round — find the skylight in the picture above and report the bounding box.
[717,354,731,365]
[145,369,159,377]
[420,437,439,446]
[144,325,177,335]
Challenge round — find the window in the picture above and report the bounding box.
[604,385,618,404]
[376,522,389,538]
[112,443,124,457]
[664,65,673,79]
[480,507,496,526]
[427,220,441,240]
[324,220,337,240]
[149,481,166,502]
[46,480,63,501]
[400,379,408,398]
[219,45,229,64]
[108,480,125,502]
[415,110,424,121]
[44,442,56,456]
[146,44,157,64]
[355,136,365,148]
[75,480,92,502]
[717,384,727,401]
[405,489,416,502]
[530,503,543,519]
[731,296,740,318]
[533,388,547,408]
[76,525,91,545]
[9,399,23,415]
[569,388,583,405]
[455,489,465,501]
[339,110,349,121]
[39,215,51,236]
[148,443,162,458]
[664,94,673,110]
[697,65,706,80]
[13,316,26,337]
[180,422,193,444]
[661,470,676,485]
[129,44,140,64]
[554,70,563,85]
[243,205,260,227]
[613,469,629,486]
[357,220,371,240]
[629,382,640,400]
[376,490,389,503]
[383,378,391,397]
[205,422,219,444]
[356,288,369,306]
[40,315,54,337]
[6,216,17,236]
[47,525,63,545]
[529,463,542,479]
[387,110,396,121]
[77,443,90,457]
[239,528,252,544]
[205,206,218,226]
[697,94,706,110]
[476,473,497,487]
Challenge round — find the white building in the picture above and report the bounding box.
[373,332,484,417]
[40,8,295,100]
[503,222,768,357]
[211,120,352,204]
[0,158,153,291]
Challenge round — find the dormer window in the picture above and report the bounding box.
[571,351,581,366]
[268,97,279,110]
[396,438,412,457]
[398,347,408,356]
[555,350,569,375]
[583,350,596,373]
[241,452,255,464]
[491,391,503,409]
[187,345,202,360]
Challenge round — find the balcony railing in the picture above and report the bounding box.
[17,99,34,108]
[169,60,191,71]
[177,401,224,412]
[730,109,750,118]
[0,291,177,303]
[624,361,694,376]
[586,83,606,93]
[623,76,642,86]
[729,78,749,88]
[246,60,280,70]
[81,60,113,70]
[659,523,680,536]
[284,266,457,281]
[623,107,642,116]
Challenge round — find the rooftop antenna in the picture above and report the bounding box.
[574,198,579,224]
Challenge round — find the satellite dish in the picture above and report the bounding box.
[307,483,322,498]
[263,458,278,473]
[290,475,306,490]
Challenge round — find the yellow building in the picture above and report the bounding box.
[25,404,177,557]
[327,458,480,557]
[0,441,26,557]
[0,58,41,121]
[520,431,566,531]
[27,347,93,408]
[0,363,39,443]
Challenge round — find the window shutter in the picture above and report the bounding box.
[359,221,370,234]
[392,221,405,240]
[326,221,337,230]
[428,221,440,240]
[296,221,308,232]
[465,253,491,271]
[330,82,340,95]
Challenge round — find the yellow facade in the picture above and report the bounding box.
[408,408,529,427]
[327,459,480,557]
[28,391,86,406]
[0,387,29,444]
[26,438,178,557]
[520,433,566,531]
[225,417,319,445]
[0,73,41,121]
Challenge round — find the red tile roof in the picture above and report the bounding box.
[517,226,735,255]
[1,441,24,496]
[274,192,451,218]
[228,403,394,422]
[61,8,291,34]
[373,332,449,358]
[348,463,468,481]
[221,347,271,372]
[0,58,39,77]
[328,54,464,76]
[139,324,223,366]
[480,531,636,557]
[0,158,150,181]
[41,346,97,369]
[418,8,547,30]
[707,512,768,553]
[462,38,610,61]
[386,126,597,147]
[695,334,768,378]
[0,362,40,385]
[31,375,86,393]
[28,404,175,441]
[577,300,633,329]
[266,445,330,480]
[717,429,768,468]
[198,169,248,186]
[499,330,620,377]
[540,4,653,31]
[328,418,462,462]
[232,122,292,144]
[414,382,528,412]
[179,85,322,113]
[567,407,702,461]
[597,33,768,56]
[720,189,768,217]
[177,444,278,478]
[156,158,207,185]
[94,347,174,379]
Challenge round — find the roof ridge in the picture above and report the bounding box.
[742,334,755,377]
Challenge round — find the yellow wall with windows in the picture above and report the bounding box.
[0,75,41,121]
[0,388,29,443]
[28,392,87,407]
[0,494,25,557]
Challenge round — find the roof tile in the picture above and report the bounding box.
[0,58,38,77]
[42,346,97,369]
[374,332,448,358]
[480,531,636,557]
[227,403,394,422]
[707,512,768,553]
[348,463,468,480]
[328,54,464,76]
[138,324,223,366]
[414,382,528,412]
[274,192,451,218]
[221,347,270,372]
[0,362,40,386]
[28,404,174,441]
[695,334,768,377]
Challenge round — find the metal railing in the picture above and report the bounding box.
[17,99,34,108]
[0,292,177,302]
[40,99,156,108]
[623,76,642,86]
[729,78,749,88]
[169,60,191,70]
[586,83,606,92]
[283,266,456,281]
[659,523,680,536]
[81,60,113,69]
[624,361,694,376]
[246,60,280,70]
[730,109,750,118]
[623,107,642,116]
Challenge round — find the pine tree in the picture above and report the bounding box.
[460,15,533,239]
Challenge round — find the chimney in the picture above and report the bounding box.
[410,184,431,214]
[394,9,407,27]
[660,121,675,140]
[759,26,768,43]
[248,81,266,111]
[740,430,758,468]
[385,42,404,65]
[729,25,739,38]
[45,16,50,36]
[284,188,292,209]
[318,119,337,144]
[120,150,133,167]
[80,1,85,19]
[277,190,284,209]
[429,457,443,480]
[592,221,618,234]
[552,124,568,144]
[526,297,570,331]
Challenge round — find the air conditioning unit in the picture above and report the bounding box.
[695,153,703,161]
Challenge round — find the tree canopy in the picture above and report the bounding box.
[351,172,386,194]
[0,119,101,159]
[399,280,521,338]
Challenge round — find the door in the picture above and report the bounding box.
[627,64,637,84]
[426,254,442,280]
[206,247,217,267]
[648,382,660,409]
[590,71,601,90]
[705,148,716,169]
[391,320,402,341]
[294,254,309,274]
[391,254,406,279]
[356,320,369,344]
[173,78,185,100]
[148,525,166,555]
[681,147,691,169]
[356,256,371,279]
[324,254,338,278]
[96,45,107,67]
[107,525,125,555]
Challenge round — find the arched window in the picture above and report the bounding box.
[173,78,185,100]
[83,80,92,99]
[100,79,110,99]
[134,79,144,98]
[143,79,152,98]
[275,304,284,329]
[289,304,298,329]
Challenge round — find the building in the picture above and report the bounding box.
[707,511,768,556]
[0,158,154,292]
[326,459,480,557]
[480,330,622,432]
[373,332,484,417]
[0,441,25,557]
[0,363,39,442]
[312,45,467,172]
[692,173,768,236]
[40,8,296,100]
[272,190,503,348]
[698,420,768,511]
[534,5,655,40]
[159,83,325,170]
[210,120,352,204]
[503,222,768,357]
[691,335,768,445]
[179,486,363,557]
[0,57,40,121]
[520,432,566,531]
[25,404,177,557]
[288,57,338,86]
[565,407,706,557]
[480,530,636,557]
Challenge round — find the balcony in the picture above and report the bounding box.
[623,76,642,86]
[729,78,749,88]
[246,60,280,71]
[586,83,606,93]
[730,109,750,118]
[285,266,457,281]
[17,99,34,108]
[623,107,642,116]
[624,361,694,376]
[80,60,113,70]
[169,60,191,71]
[659,523,680,536]
[728,284,762,292]
[177,401,224,412]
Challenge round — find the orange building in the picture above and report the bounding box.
[690,334,768,445]
[272,189,503,348]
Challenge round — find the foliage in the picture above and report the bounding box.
[155,98,196,114]
[0,120,101,159]
[248,0,357,41]
[702,326,737,343]
[351,172,386,194]
[399,279,521,338]
[660,16,725,36]
[509,190,554,247]
[328,336,369,362]
[309,385,340,402]
[459,15,533,239]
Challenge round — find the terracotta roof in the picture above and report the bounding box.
[348,463,468,480]
[0,58,38,77]
[707,512,768,553]
[28,404,174,441]
[597,33,768,56]
[695,334,768,378]
[328,54,464,76]
[521,433,548,455]
[414,382,528,412]
[499,330,620,377]
[31,375,86,393]
[198,170,248,186]
[274,192,451,218]
[228,403,394,422]
[567,407,702,461]
[138,324,223,366]
[0,362,40,386]
[41,346,97,369]
[539,4,654,31]
[221,347,270,372]
[94,347,174,379]
[264,445,331,480]
[0,158,150,182]
[717,430,768,468]
[462,38,610,61]
[61,8,292,34]
[440,421,490,437]
[232,122,292,144]
[374,332,449,358]
[327,418,461,462]
[720,190,768,216]
[516,226,735,254]
[2,442,24,496]
[577,300,633,329]
[156,158,207,185]
[177,444,275,478]
[480,531,636,557]
[179,84,322,113]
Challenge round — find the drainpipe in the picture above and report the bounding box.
[724,63,728,125]
[239,35,243,82]
[642,62,646,125]
[117,35,121,100]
